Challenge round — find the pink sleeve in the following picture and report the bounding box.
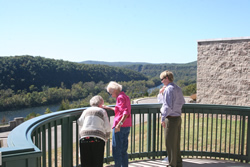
[116,95,129,115]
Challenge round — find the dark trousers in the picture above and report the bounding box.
[80,137,105,167]
[164,116,182,167]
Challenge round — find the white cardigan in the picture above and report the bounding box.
[77,107,111,142]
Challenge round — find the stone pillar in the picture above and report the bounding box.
[14,117,24,126]
[9,121,16,130]
[197,37,250,106]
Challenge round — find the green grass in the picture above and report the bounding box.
[181,113,247,155]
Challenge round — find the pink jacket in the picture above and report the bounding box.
[112,91,132,128]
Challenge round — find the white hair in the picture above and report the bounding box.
[89,95,104,107]
[106,81,122,93]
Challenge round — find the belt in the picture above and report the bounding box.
[80,137,103,143]
[166,116,180,118]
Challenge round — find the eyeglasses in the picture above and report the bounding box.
[107,90,113,96]
[161,77,166,81]
[107,92,112,96]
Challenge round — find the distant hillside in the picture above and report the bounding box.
[80,60,151,66]
[0,56,148,92]
[80,60,197,83]
[123,61,197,80]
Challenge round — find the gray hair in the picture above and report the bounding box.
[89,95,104,107]
[106,81,122,93]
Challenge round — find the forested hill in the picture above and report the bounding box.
[0,56,148,92]
[80,60,151,66]
[82,60,197,82]
[122,61,197,81]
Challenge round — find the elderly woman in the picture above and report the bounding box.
[103,81,131,167]
[77,95,111,167]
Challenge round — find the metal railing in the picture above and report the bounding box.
[1,103,250,167]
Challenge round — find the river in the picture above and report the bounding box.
[0,85,163,123]
[0,104,60,123]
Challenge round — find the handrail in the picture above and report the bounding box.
[1,103,250,167]
[7,107,84,148]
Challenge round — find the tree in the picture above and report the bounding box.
[45,108,52,114]
[182,83,196,96]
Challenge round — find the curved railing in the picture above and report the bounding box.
[1,103,250,167]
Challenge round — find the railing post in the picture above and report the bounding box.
[241,116,246,162]
[247,116,250,163]
[147,113,151,159]
[42,125,46,167]
[61,117,73,167]
[152,113,156,159]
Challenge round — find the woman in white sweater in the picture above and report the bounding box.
[77,95,111,167]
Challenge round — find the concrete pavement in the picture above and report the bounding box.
[105,158,250,167]
[0,130,10,148]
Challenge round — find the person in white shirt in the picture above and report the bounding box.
[77,95,111,167]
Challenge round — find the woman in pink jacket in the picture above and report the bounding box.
[103,81,132,167]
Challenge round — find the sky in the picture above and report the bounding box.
[1,0,250,64]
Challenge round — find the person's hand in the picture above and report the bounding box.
[102,105,114,111]
[102,105,111,109]
[101,105,107,109]
[161,121,165,128]
[114,126,120,133]
[159,86,166,94]
[115,123,121,132]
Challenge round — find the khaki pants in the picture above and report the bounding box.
[164,117,182,167]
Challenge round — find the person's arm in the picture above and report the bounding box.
[77,111,85,139]
[161,86,173,128]
[157,93,163,103]
[114,95,130,132]
[102,105,115,111]
[77,111,84,125]
[115,114,128,129]
[103,110,112,140]
[158,86,166,103]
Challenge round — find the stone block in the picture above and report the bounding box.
[197,37,250,106]
[14,117,24,126]
[9,121,16,129]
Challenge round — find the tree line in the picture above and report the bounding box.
[0,55,197,112]
[82,60,197,84]
[0,55,148,92]
[0,80,158,111]
[0,78,196,112]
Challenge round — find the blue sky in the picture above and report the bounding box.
[1,0,249,64]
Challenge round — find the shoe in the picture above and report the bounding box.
[162,156,169,163]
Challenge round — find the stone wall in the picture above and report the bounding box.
[0,117,24,132]
[197,37,250,106]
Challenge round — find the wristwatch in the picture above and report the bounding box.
[119,121,123,125]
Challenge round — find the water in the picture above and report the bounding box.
[0,85,163,123]
[147,84,163,94]
[0,104,60,123]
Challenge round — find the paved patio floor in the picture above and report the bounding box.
[105,158,250,167]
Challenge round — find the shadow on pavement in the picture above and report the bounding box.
[105,158,250,167]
